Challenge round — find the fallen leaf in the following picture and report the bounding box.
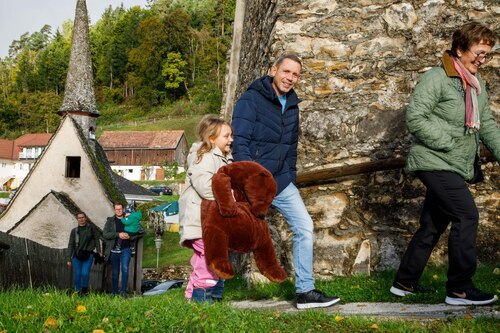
[464,313,473,319]
[101,317,110,324]
[76,305,87,313]
[371,323,379,329]
[492,268,500,275]
[274,311,281,318]
[145,310,154,318]
[44,317,59,329]
[335,315,343,322]
[432,274,439,280]
[93,330,105,333]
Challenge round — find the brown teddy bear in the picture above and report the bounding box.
[201,161,287,283]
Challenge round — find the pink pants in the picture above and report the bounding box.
[185,238,219,299]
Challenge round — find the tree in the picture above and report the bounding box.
[162,52,187,90]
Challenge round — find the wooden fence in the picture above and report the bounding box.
[0,232,143,293]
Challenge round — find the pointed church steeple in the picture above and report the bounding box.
[58,0,99,140]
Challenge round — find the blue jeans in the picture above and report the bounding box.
[111,248,132,294]
[72,255,94,291]
[272,182,315,293]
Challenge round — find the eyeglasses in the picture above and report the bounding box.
[468,50,493,63]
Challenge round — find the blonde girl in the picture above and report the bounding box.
[178,115,233,302]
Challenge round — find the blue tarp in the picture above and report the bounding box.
[149,201,179,216]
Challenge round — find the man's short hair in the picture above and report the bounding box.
[274,52,302,68]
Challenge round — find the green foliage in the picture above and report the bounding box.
[162,52,187,90]
[0,0,236,139]
[159,161,180,180]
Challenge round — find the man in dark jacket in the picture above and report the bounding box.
[232,53,340,309]
[103,203,134,296]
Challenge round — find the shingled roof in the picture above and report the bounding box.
[57,0,99,116]
[112,172,157,196]
[99,130,185,149]
[0,139,13,160]
[0,134,53,160]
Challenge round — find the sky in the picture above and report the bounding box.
[0,0,150,58]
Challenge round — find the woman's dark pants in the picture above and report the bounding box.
[395,171,478,292]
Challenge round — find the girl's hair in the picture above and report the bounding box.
[451,22,496,56]
[196,115,231,163]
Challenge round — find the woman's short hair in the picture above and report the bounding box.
[451,22,496,56]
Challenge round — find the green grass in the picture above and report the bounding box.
[142,231,192,268]
[96,114,204,145]
[0,286,498,333]
[0,192,9,198]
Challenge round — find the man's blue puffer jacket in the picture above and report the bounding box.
[231,75,300,194]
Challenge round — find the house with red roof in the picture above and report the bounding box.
[0,133,53,190]
[98,130,188,181]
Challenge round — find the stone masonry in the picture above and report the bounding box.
[223,0,499,281]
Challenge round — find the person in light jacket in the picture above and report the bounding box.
[179,115,233,302]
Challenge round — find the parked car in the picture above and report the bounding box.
[149,185,173,195]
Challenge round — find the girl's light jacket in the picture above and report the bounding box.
[179,143,233,246]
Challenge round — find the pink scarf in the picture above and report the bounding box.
[451,56,481,131]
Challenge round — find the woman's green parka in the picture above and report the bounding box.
[406,53,500,179]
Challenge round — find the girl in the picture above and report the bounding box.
[179,115,233,302]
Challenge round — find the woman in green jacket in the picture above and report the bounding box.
[390,22,499,306]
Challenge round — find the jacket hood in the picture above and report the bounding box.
[186,142,202,168]
[248,75,300,106]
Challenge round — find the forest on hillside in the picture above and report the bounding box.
[0,0,235,139]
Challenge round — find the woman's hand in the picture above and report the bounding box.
[67,261,72,267]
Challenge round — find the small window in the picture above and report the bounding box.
[66,156,81,178]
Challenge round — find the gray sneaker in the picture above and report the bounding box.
[296,289,340,310]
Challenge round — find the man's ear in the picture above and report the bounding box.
[270,65,277,76]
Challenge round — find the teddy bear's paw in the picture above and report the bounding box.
[263,266,288,284]
[209,259,235,279]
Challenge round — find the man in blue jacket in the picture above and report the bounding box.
[231,53,340,309]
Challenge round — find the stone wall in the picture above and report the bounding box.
[224,0,499,279]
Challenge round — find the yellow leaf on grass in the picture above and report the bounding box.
[464,313,473,319]
[93,330,105,333]
[432,274,439,279]
[335,315,344,322]
[371,323,379,329]
[76,305,87,313]
[102,317,110,324]
[44,317,59,328]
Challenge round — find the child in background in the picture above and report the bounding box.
[178,115,233,303]
[115,208,142,255]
